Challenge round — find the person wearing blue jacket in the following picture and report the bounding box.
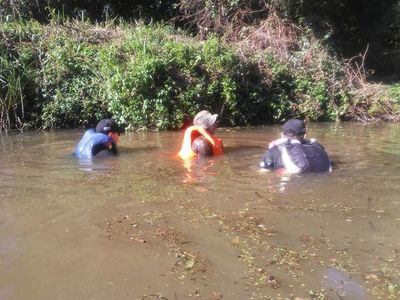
[74,118,121,158]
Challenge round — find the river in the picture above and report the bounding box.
[0,122,399,299]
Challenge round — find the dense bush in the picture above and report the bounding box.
[2,0,399,86]
[0,20,268,129]
[390,84,400,101]
[1,13,398,131]
[1,18,354,130]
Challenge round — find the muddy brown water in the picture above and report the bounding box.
[0,123,399,300]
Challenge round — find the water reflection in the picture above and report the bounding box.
[180,156,219,185]
[257,168,294,193]
[76,154,118,173]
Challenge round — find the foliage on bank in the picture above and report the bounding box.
[1,16,399,131]
[1,18,356,131]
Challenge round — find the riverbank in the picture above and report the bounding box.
[1,18,399,132]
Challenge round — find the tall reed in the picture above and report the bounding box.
[0,57,24,132]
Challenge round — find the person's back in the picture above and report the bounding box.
[260,119,331,173]
[192,135,213,156]
[294,140,331,172]
[277,139,331,173]
[178,110,223,159]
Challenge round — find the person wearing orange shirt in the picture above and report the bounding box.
[178,110,223,159]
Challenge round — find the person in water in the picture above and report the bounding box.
[260,118,331,173]
[178,110,223,158]
[74,118,121,158]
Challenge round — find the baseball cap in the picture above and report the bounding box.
[95,118,121,135]
[282,119,307,136]
[193,110,218,129]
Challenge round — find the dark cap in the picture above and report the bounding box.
[193,110,218,129]
[282,119,307,136]
[95,118,120,135]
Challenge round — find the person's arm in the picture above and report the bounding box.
[109,141,118,155]
[91,134,117,156]
[260,147,279,169]
[192,136,213,156]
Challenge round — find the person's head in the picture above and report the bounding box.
[282,118,307,140]
[96,118,121,144]
[193,110,219,134]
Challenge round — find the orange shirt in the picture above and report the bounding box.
[178,126,223,159]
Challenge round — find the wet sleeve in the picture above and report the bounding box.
[91,133,117,156]
[192,137,213,157]
[93,142,118,156]
[110,142,118,155]
[260,147,278,169]
[92,143,108,156]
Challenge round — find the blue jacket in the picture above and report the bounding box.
[73,129,116,158]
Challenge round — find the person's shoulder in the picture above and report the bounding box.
[80,128,95,138]
[268,137,289,148]
[262,143,282,160]
[304,138,326,147]
[303,139,330,159]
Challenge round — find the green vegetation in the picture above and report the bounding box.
[0,1,399,131]
[0,19,350,130]
[390,84,400,101]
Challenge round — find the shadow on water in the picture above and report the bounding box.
[324,268,367,300]
[0,287,14,300]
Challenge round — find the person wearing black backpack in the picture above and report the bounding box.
[259,119,331,173]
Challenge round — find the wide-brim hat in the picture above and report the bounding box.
[193,110,218,129]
